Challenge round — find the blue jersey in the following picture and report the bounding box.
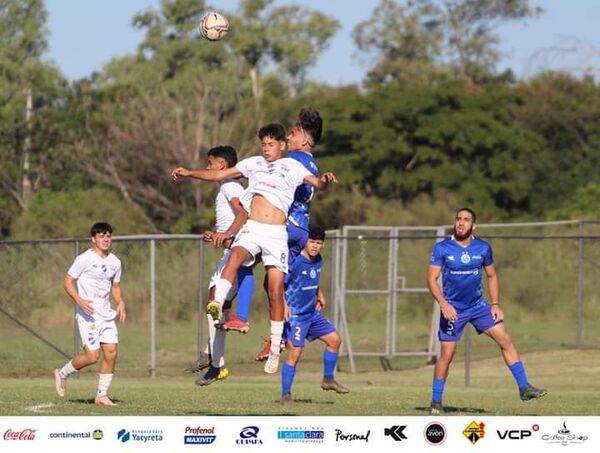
[287,150,319,231]
[285,253,322,321]
[429,236,494,310]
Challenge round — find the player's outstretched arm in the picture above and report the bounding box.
[304,172,338,190]
[171,166,242,183]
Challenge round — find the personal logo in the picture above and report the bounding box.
[236,426,262,445]
[463,421,485,445]
[424,422,446,446]
[384,425,407,442]
[93,429,103,440]
[460,252,471,264]
[3,429,36,441]
[309,268,317,279]
[334,429,370,443]
[277,426,324,443]
[117,429,164,444]
[542,422,588,446]
[496,424,538,440]
[184,426,216,445]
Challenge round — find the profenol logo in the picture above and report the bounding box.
[184,426,216,445]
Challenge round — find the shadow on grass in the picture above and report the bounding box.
[184,399,335,416]
[415,405,488,414]
[69,398,123,405]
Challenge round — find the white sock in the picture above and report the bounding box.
[207,313,217,349]
[214,279,233,307]
[58,360,77,379]
[270,320,284,355]
[211,330,227,368]
[97,373,113,397]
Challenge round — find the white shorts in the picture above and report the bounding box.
[208,248,238,300]
[76,315,118,351]
[232,220,288,273]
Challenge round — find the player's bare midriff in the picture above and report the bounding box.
[248,194,287,225]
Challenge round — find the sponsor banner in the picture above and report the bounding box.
[0,416,598,453]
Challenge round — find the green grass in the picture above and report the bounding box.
[1,349,599,416]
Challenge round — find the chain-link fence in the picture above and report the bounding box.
[1,221,599,379]
[327,220,600,379]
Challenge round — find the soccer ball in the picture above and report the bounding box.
[199,11,229,41]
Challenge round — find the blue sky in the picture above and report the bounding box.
[44,0,600,84]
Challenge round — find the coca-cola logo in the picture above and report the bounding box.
[4,429,37,441]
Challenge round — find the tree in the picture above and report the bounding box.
[354,0,541,84]
[0,0,68,234]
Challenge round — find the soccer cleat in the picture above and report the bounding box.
[94,395,117,406]
[321,378,350,394]
[264,352,280,374]
[195,365,222,386]
[217,367,230,380]
[430,400,445,415]
[216,313,250,333]
[255,337,272,362]
[205,301,221,322]
[520,384,548,401]
[185,351,211,373]
[281,393,293,404]
[53,368,66,397]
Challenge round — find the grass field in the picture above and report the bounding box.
[1,349,599,416]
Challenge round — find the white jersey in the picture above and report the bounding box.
[67,248,122,321]
[235,156,312,216]
[214,179,244,233]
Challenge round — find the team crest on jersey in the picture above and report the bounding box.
[310,269,317,279]
[461,252,471,264]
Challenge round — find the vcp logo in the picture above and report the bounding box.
[237,426,262,445]
[497,424,538,440]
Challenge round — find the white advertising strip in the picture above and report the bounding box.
[0,416,597,453]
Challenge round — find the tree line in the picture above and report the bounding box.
[1,0,599,239]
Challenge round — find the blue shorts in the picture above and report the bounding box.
[287,223,308,264]
[438,301,502,342]
[284,311,336,348]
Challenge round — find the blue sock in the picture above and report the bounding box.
[432,377,446,403]
[281,363,296,396]
[508,361,528,390]
[235,267,254,322]
[323,349,338,380]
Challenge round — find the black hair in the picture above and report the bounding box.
[207,145,238,168]
[308,225,326,241]
[258,123,286,142]
[456,207,477,223]
[90,222,113,236]
[298,108,323,145]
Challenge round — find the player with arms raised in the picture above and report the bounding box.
[172,123,337,374]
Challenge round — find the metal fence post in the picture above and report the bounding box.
[73,240,80,359]
[465,327,471,387]
[198,239,205,355]
[576,221,584,348]
[150,239,156,378]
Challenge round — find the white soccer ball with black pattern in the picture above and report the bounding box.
[199,11,229,41]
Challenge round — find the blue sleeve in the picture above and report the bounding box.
[429,243,444,266]
[483,244,494,266]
